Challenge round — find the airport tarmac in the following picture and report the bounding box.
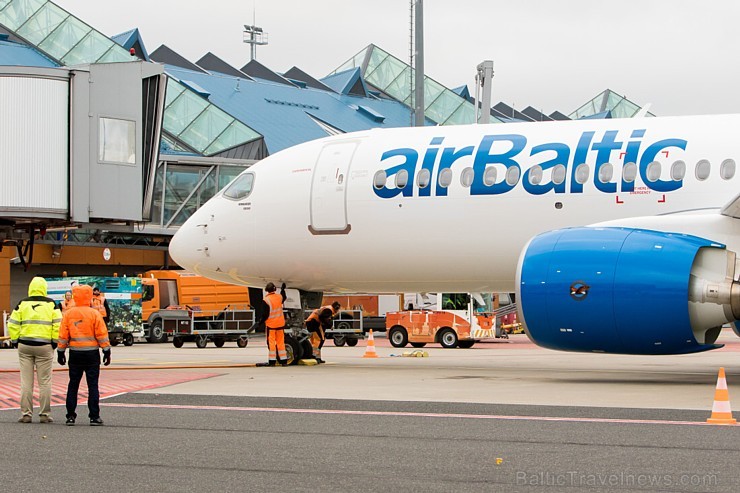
[2,331,740,492]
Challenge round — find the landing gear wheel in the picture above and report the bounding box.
[438,328,458,349]
[123,333,134,346]
[195,335,208,348]
[300,339,314,360]
[284,335,302,365]
[334,336,346,347]
[346,338,358,347]
[147,320,167,343]
[457,340,475,349]
[172,337,184,348]
[213,337,226,348]
[388,326,408,348]
[410,342,427,348]
[237,336,248,348]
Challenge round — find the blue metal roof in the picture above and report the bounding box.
[0,38,58,68]
[164,65,427,154]
[321,67,368,96]
[111,28,150,61]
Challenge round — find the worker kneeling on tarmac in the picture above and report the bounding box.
[305,301,341,364]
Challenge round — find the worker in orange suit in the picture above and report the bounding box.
[256,282,287,367]
[57,284,111,426]
[305,301,341,364]
[60,291,75,314]
[91,286,110,324]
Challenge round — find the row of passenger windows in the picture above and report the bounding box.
[373,159,737,190]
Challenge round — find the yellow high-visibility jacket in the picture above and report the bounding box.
[8,277,61,345]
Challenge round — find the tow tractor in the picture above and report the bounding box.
[386,293,497,349]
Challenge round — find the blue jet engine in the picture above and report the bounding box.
[517,227,740,355]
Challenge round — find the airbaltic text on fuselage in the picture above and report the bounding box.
[373,130,687,198]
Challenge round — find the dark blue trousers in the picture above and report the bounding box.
[66,365,100,420]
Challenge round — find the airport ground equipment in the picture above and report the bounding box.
[47,276,142,347]
[141,270,250,343]
[385,293,496,348]
[161,306,254,348]
[318,310,365,346]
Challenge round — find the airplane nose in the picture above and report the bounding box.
[169,212,205,272]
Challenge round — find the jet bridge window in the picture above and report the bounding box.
[721,159,736,180]
[223,172,255,200]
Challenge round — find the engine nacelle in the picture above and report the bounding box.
[516,227,740,355]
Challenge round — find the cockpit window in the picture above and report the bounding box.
[222,173,254,200]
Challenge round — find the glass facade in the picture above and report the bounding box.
[569,89,655,119]
[0,0,132,64]
[334,45,500,125]
[163,78,261,156]
[150,161,248,227]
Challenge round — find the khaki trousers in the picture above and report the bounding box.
[18,344,53,417]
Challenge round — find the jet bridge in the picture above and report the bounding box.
[0,61,166,266]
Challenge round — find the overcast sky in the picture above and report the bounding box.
[55,0,740,117]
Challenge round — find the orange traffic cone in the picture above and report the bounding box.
[707,367,737,425]
[363,329,379,358]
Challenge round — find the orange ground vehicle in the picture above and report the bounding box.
[385,293,496,349]
[141,270,250,343]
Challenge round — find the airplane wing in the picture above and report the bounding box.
[721,192,740,218]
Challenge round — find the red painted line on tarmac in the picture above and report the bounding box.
[101,402,725,427]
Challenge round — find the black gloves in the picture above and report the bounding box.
[281,282,286,291]
[57,352,66,366]
[103,350,111,366]
[11,341,18,349]
[51,342,58,350]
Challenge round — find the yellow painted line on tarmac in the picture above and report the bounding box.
[153,360,233,365]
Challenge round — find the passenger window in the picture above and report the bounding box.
[373,170,387,189]
[670,160,686,181]
[622,162,637,182]
[528,165,543,185]
[505,166,520,186]
[222,173,255,200]
[696,160,711,181]
[460,167,474,187]
[551,164,566,185]
[417,168,431,188]
[721,159,736,180]
[646,161,661,182]
[483,166,497,186]
[598,163,613,183]
[438,168,453,188]
[575,163,589,184]
[395,169,409,188]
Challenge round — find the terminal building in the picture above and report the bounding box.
[0,0,652,311]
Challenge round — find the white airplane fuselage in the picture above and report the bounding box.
[169,114,740,294]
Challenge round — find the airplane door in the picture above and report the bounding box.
[309,141,358,235]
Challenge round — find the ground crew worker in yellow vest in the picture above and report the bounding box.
[8,277,62,423]
[256,282,288,367]
[57,284,111,426]
[91,287,110,324]
[305,301,341,364]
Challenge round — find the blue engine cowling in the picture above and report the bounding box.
[517,227,725,355]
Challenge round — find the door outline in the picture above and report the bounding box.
[308,140,360,235]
